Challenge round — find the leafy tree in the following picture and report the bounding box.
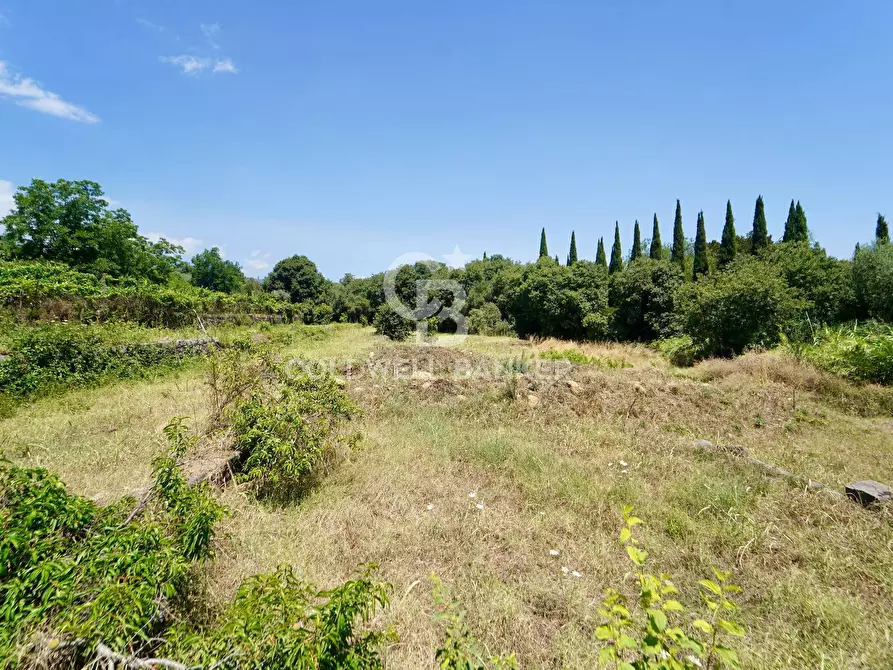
[876,213,890,245]
[761,241,856,323]
[783,200,797,242]
[264,255,327,303]
[677,256,806,357]
[1,178,181,281]
[693,211,709,278]
[567,231,578,265]
[609,223,624,275]
[631,221,642,260]
[671,200,685,268]
[373,303,415,340]
[539,228,549,258]
[751,195,769,253]
[719,200,737,267]
[190,248,245,293]
[852,243,893,321]
[467,302,514,336]
[649,214,662,260]
[609,258,683,341]
[795,201,808,241]
[596,237,607,269]
[508,261,610,340]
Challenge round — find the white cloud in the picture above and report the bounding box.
[0,180,15,217]
[243,258,270,272]
[145,232,204,255]
[137,18,166,33]
[213,58,238,74]
[0,61,100,123]
[161,55,238,76]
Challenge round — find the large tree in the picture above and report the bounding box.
[539,228,549,258]
[631,221,643,260]
[1,178,181,281]
[595,237,607,269]
[671,200,685,268]
[877,213,890,245]
[264,254,327,303]
[719,199,737,267]
[751,195,769,253]
[609,222,624,274]
[693,211,709,278]
[783,200,797,242]
[567,231,578,265]
[649,214,662,260]
[190,248,245,293]
[794,201,808,242]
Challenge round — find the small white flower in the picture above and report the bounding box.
[426,504,434,511]
[549,549,560,557]
[539,511,545,515]
[561,566,569,574]
[687,656,703,668]
[608,462,614,467]
[468,492,476,498]
[619,460,628,467]
[621,469,629,474]
[571,570,582,578]
[475,503,484,510]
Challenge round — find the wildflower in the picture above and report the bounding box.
[468,492,476,498]
[621,469,629,474]
[571,570,582,578]
[426,504,434,511]
[549,549,560,557]
[475,503,484,510]
[561,566,569,574]
[619,460,628,467]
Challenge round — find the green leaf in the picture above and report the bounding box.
[618,663,636,670]
[618,634,637,649]
[698,579,722,596]
[647,608,668,632]
[626,516,644,527]
[662,599,685,612]
[598,646,617,666]
[595,625,614,641]
[692,619,713,634]
[626,545,648,566]
[619,527,631,544]
[718,619,746,637]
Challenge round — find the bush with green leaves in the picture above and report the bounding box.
[609,258,684,342]
[467,302,514,337]
[373,303,415,341]
[0,418,391,669]
[231,365,361,498]
[676,257,806,358]
[800,323,893,385]
[596,507,746,669]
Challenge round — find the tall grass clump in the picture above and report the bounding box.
[800,323,893,385]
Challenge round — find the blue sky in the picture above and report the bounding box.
[1,1,891,278]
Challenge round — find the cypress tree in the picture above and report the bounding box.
[609,222,623,274]
[671,200,685,267]
[783,200,797,242]
[567,231,578,265]
[693,211,709,278]
[751,195,768,253]
[794,201,808,242]
[482,251,487,260]
[554,254,560,264]
[538,228,549,258]
[719,199,737,267]
[649,214,662,259]
[631,220,642,260]
[596,237,607,269]
[877,213,890,244]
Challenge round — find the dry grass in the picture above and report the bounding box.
[7,326,893,668]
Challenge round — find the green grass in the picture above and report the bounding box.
[5,326,893,668]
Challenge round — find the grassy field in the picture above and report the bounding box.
[4,324,892,669]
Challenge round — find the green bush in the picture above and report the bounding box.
[609,258,683,341]
[677,257,806,358]
[801,323,893,385]
[232,366,360,498]
[467,302,514,337]
[373,303,415,341]
[655,335,699,367]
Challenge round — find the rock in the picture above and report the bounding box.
[566,380,582,395]
[845,481,893,506]
[411,370,435,381]
[527,394,540,408]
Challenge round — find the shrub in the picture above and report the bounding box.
[373,303,415,341]
[609,258,683,341]
[467,302,514,337]
[801,323,893,385]
[596,507,746,669]
[232,366,360,498]
[655,335,699,367]
[677,257,806,358]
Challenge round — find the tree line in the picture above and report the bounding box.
[2,178,891,358]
